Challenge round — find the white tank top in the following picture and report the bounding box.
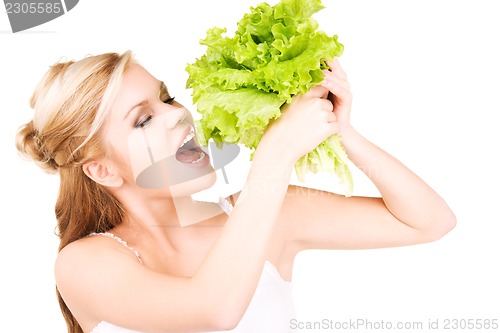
[88,199,296,333]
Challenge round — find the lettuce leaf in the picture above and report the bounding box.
[186,0,353,196]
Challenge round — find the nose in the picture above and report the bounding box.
[164,106,187,129]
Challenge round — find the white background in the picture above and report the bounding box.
[1,0,499,331]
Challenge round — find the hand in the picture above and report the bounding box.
[321,58,352,134]
[257,84,340,165]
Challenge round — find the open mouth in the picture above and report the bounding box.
[175,127,207,164]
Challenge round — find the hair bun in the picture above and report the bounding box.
[15,120,59,173]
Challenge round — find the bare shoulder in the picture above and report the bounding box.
[54,235,144,330]
[55,234,143,294]
[55,234,141,276]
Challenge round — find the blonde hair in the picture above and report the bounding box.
[15,51,135,333]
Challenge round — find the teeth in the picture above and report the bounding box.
[180,128,195,148]
[191,151,205,164]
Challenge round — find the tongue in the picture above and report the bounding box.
[176,148,203,163]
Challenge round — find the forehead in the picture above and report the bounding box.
[122,64,158,89]
[111,64,160,117]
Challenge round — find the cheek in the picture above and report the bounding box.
[100,124,134,180]
[127,129,154,180]
[141,118,179,163]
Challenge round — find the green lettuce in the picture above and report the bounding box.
[186,0,353,196]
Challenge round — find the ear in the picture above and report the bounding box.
[82,160,123,188]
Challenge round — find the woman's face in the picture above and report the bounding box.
[104,64,216,197]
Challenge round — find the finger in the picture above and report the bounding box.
[326,57,347,80]
[316,97,336,121]
[317,98,333,113]
[305,84,329,98]
[322,121,342,137]
[322,70,350,90]
[321,75,352,102]
[326,111,337,123]
[323,70,349,84]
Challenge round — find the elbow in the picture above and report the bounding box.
[212,317,240,332]
[187,296,243,332]
[446,210,458,232]
[437,207,457,238]
[203,290,246,331]
[425,208,457,242]
[209,304,244,331]
[191,274,251,331]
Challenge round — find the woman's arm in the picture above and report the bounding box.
[285,129,456,251]
[342,126,456,238]
[284,59,456,251]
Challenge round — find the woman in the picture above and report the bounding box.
[15,50,456,333]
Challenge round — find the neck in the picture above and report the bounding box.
[111,186,226,247]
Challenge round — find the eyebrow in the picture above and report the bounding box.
[123,100,148,121]
[123,81,165,120]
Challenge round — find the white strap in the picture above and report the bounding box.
[88,232,143,264]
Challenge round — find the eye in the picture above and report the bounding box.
[134,114,153,129]
[162,96,175,104]
[159,82,175,104]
